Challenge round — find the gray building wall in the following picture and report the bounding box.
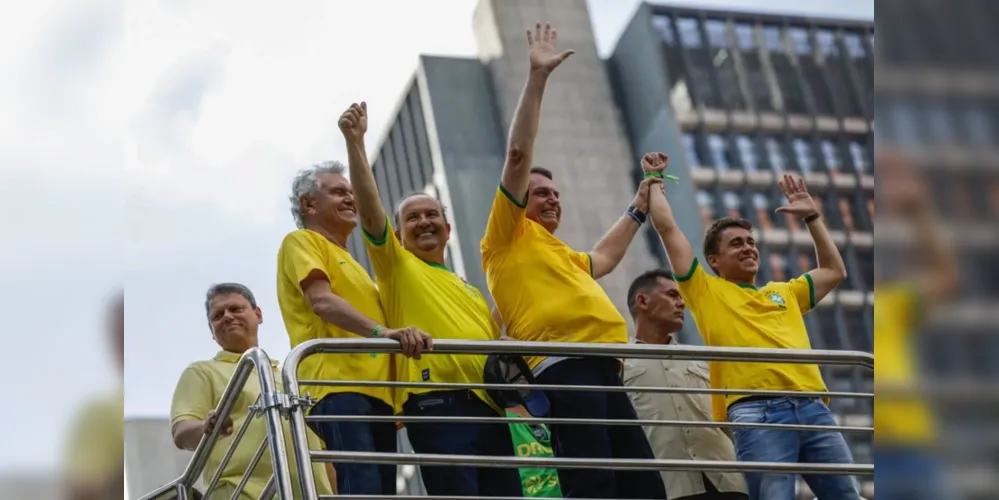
[607,3,707,344]
[124,417,198,499]
[472,0,662,322]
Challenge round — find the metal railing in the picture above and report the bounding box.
[137,340,875,500]
[284,339,874,500]
[137,348,294,500]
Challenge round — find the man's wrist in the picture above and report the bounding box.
[626,206,647,225]
[802,212,821,224]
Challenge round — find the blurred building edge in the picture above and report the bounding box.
[353,0,876,498]
[124,417,201,500]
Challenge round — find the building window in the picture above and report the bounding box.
[765,137,787,173]
[707,134,732,170]
[722,191,742,219]
[849,141,869,174]
[677,17,703,48]
[705,19,746,109]
[651,15,675,44]
[753,192,774,229]
[844,33,867,58]
[696,189,715,227]
[763,25,809,114]
[821,139,841,172]
[792,138,816,174]
[682,133,701,166]
[735,135,760,172]
[789,27,812,56]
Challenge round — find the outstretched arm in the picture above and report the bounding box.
[645,153,697,276]
[340,102,387,240]
[589,174,662,279]
[501,22,575,202]
[776,174,847,303]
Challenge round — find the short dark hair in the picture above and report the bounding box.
[703,217,753,258]
[394,192,449,226]
[626,269,674,318]
[530,166,553,180]
[205,283,257,318]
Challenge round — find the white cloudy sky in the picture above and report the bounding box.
[0,0,871,470]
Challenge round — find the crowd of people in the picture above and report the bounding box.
[167,21,866,500]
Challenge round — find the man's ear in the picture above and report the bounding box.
[706,254,719,273]
[445,222,452,236]
[254,307,263,324]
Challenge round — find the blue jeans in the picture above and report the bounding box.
[402,390,522,497]
[536,357,668,499]
[308,392,397,495]
[727,397,859,500]
[875,446,954,500]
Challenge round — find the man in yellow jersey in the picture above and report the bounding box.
[644,151,859,500]
[277,160,431,495]
[171,283,335,499]
[874,149,958,500]
[339,100,522,497]
[480,21,667,500]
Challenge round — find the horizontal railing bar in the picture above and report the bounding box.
[297,379,872,399]
[305,414,872,433]
[290,339,874,369]
[310,450,874,475]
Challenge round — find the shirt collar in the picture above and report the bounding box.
[633,334,678,345]
[213,350,279,368]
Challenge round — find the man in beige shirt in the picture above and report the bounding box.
[624,269,748,500]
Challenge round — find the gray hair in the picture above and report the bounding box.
[394,192,449,227]
[289,161,347,229]
[205,283,258,318]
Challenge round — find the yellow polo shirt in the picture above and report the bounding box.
[675,259,829,422]
[171,351,333,499]
[481,186,628,368]
[874,285,935,445]
[277,229,393,406]
[363,218,501,413]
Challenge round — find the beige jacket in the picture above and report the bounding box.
[624,347,747,498]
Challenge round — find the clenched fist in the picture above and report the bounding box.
[641,152,669,173]
[339,102,368,143]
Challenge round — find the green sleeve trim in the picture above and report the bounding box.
[499,183,528,209]
[362,217,390,246]
[674,259,699,282]
[587,253,594,278]
[804,272,816,309]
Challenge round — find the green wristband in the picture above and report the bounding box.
[644,171,679,182]
[372,325,383,337]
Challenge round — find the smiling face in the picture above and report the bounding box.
[207,292,262,353]
[708,225,760,281]
[301,172,357,233]
[397,194,451,260]
[526,172,561,233]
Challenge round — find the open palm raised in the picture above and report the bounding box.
[527,22,575,74]
[775,173,819,217]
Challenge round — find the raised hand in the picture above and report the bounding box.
[632,177,663,214]
[338,102,368,143]
[775,174,819,217]
[527,22,575,74]
[641,152,669,173]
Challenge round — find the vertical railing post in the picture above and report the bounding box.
[248,348,296,500]
[282,350,321,500]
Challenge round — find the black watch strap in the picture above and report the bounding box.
[802,212,821,224]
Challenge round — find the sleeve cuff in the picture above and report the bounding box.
[674,259,699,282]
[804,272,816,309]
[363,217,390,245]
[499,183,528,209]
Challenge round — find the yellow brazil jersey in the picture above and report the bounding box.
[363,217,501,413]
[171,351,333,499]
[277,229,392,406]
[675,259,828,422]
[480,185,628,369]
[874,285,935,445]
